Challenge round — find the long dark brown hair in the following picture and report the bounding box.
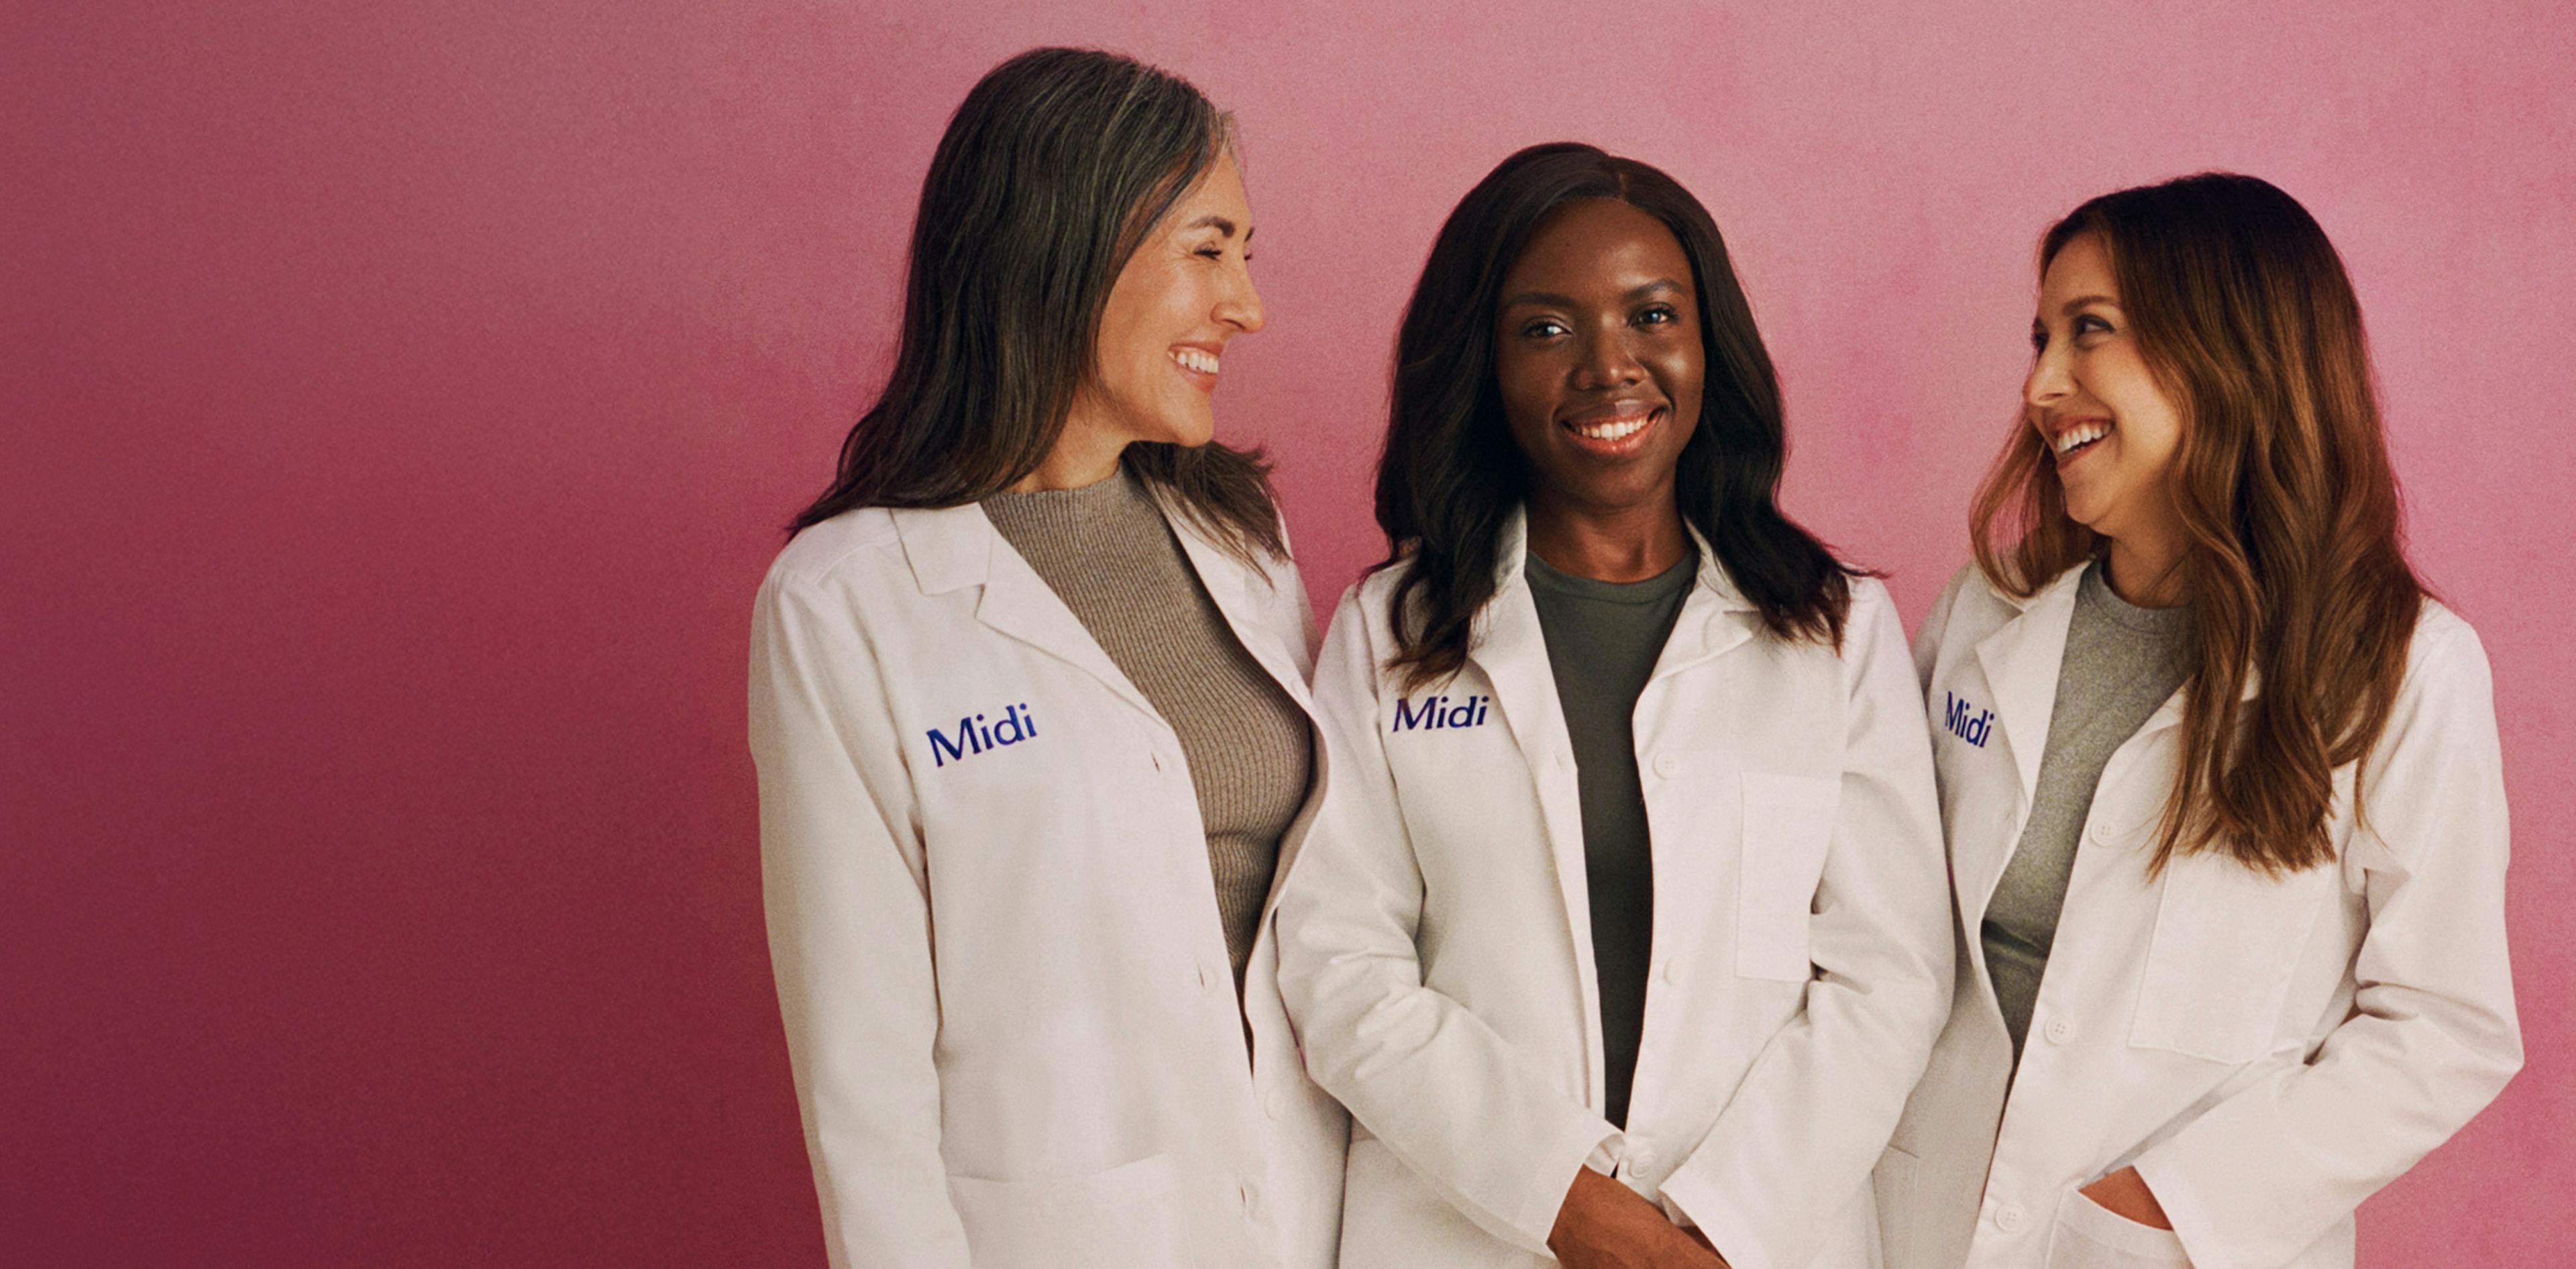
[1375,142,1855,690]
[791,47,1283,561]
[1972,172,2424,874]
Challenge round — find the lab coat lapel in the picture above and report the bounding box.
[891,502,1165,725]
[1971,564,2088,817]
[1163,502,1317,718]
[1953,565,2085,924]
[1468,510,1603,1061]
[1161,501,1333,924]
[1646,525,1759,684]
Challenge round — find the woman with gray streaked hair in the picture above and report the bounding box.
[751,47,1346,1269]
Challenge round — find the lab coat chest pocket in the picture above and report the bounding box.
[948,1153,1194,1269]
[1736,771,1841,982]
[2128,844,2333,1064]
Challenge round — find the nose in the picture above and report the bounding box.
[1573,321,1644,389]
[1216,258,1265,335]
[2024,335,2072,413]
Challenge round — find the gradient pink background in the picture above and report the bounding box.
[7,2,2570,1265]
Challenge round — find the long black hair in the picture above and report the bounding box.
[1377,142,1855,688]
[791,47,1283,561]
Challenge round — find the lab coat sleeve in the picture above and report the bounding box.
[1273,589,1621,1257]
[2131,616,2521,1269]
[1657,580,1955,1269]
[748,570,970,1269]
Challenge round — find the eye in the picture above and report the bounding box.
[2074,313,2113,338]
[1636,305,1678,326]
[1521,318,1568,339]
[2030,327,2048,353]
[1195,245,1226,260]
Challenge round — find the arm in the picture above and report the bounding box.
[749,572,969,1269]
[1273,590,1622,1256]
[2130,618,2522,1269]
[1657,582,1955,1269]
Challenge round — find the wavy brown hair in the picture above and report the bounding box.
[790,47,1283,563]
[1971,172,2424,875]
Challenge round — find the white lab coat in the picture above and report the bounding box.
[1876,562,2522,1269]
[1275,511,1953,1269]
[747,495,1348,1269]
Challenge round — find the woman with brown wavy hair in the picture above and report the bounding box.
[1876,173,2520,1269]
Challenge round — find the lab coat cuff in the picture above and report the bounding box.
[1505,1115,1624,1256]
[1654,1157,1772,1269]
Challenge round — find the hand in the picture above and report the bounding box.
[1547,1166,1729,1269]
[2077,1166,2172,1230]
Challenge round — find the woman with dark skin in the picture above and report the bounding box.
[1278,144,1949,1269]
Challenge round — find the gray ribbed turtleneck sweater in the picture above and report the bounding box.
[982,468,1311,991]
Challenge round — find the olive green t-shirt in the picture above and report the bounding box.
[1525,547,1696,1127]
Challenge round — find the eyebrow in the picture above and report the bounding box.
[1502,278,1687,309]
[2057,293,2121,315]
[1185,215,1246,241]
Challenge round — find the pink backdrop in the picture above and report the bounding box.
[7,2,2570,1264]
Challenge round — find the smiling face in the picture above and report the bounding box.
[1494,198,1705,524]
[2025,233,2187,552]
[1073,150,1264,454]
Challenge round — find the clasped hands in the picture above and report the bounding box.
[1546,1165,1731,1269]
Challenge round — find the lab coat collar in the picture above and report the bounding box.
[1972,563,2091,809]
[891,501,1165,723]
[1970,560,2254,799]
[887,485,1316,725]
[1489,505,1760,609]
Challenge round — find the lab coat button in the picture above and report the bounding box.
[1196,963,1217,993]
[2044,1015,2076,1044]
[1652,753,1682,778]
[1658,961,1680,985]
[1995,1203,2027,1232]
[1238,1181,1257,1212]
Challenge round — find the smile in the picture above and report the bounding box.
[1560,407,1663,456]
[2049,417,2112,463]
[1170,347,1220,375]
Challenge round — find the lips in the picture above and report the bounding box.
[2047,416,2113,468]
[1560,406,1664,458]
[1169,344,1222,391]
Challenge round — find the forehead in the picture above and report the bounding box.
[1504,199,1693,291]
[2041,232,2117,301]
[1167,150,1250,223]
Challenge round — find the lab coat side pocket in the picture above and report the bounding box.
[947,1152,1193,1269]
[1735,771,1841,982]
[2043,1188,2191,1269]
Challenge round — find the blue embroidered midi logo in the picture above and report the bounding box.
[1391,693,1490,733]
[927,703,1038,767]
[1943,692,1995,748]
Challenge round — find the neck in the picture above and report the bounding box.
[1010,403,1129,493]
[2102,532,2189,607]
[1524,489,1690,582]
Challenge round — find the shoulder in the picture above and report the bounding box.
[757,507,911,626]
[762,507,904,593]
[1844,574,1901,629]
[2399,597,2496,701]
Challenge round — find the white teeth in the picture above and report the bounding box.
[1171,348,1220,374]
[2053,421,2110,454]
[1572,414,1652,441]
